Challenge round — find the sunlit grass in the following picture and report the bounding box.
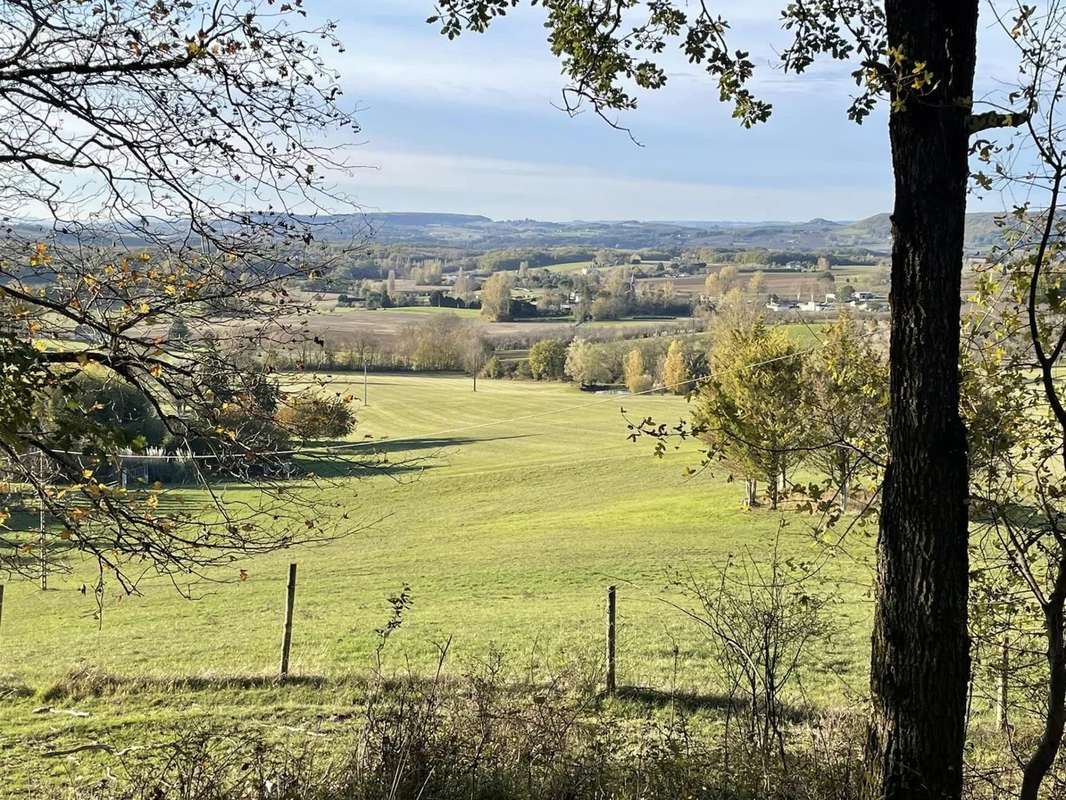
[0,372,873,793]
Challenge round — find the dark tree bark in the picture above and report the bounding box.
[866,2,978,798]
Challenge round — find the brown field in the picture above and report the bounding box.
[647,263,888,300]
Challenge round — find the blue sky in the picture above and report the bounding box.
[318,1,1022,222]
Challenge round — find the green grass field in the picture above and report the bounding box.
[0,372,872,791]
[543,260,594,273]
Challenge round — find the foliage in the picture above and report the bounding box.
[672,532,838,773]
[564,339,613,386]
[277,392,357,441]
[50,656,866,800]
[57,373,167,452]
[395,315,489,371]
[528,339,569,380]
[477,246,595,272]
[0,0,357,590]
[802,315,887,511]
[623,347,653,394]
[480,272,514,322]
[692,319,809,509]
[590,294,624,321]
[748,271,767,298]
[481,355,506,379]
[453,270,476,304]
[660,339,690,394]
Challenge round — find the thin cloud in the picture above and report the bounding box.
[344,148,893,221]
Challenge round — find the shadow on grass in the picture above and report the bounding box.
[350,433,535,456]
[615,685,737,713]
[294,434,536,479]
[40,667,329,702]
[616,685,819,724]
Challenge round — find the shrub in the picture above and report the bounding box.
[62,654,866,800]
[590,295,621,321]
[565,339,613,386]
[528,339,568,380]
[277,392,356,440]
[481,356,506,379]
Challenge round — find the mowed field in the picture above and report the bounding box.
[300,304,701,341]
[0,373,873,791]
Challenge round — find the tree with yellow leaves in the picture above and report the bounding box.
[660,339,690,394]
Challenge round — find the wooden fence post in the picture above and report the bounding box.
[606,585,617,696]
[279,563,297,679]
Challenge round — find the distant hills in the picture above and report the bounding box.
[4,210,1009,254]
[341,211,1007,253]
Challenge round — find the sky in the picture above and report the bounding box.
[317,1,1025,222]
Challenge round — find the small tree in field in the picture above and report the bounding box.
[693,321,808,510]
[622,347,652,394]
[462,330,493,392]
[528,339,568,380]
[480,273,514,322]
[703,272,721,300]
[660,339,689,394]
[803,315,888,511]
[564,339,610,386]
[748,271,767,300]
[717,266,739,293]
[453,270,475,305]
[277,393,357,441]
[672,533,836,777]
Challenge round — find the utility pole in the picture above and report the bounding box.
[363,361,368,407]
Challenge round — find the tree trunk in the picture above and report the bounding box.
[866,3,977,799]
[1019,559,1066,800]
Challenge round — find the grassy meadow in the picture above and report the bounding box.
[0,372,873,793]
